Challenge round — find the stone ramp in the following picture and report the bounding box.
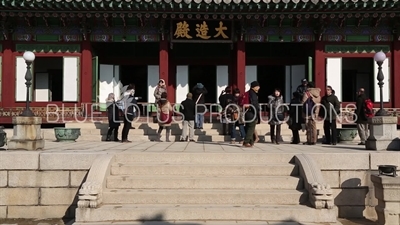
[75,153,337,224]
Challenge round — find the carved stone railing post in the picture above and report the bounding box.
[77,154,115,209]
[295,154,334,209]
[371,174,400,225]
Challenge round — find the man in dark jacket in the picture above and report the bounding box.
[288,92,304,144]
[243,81,260,148]
[355,88,369,145]
[320,86,340,145]
[180,93,196,142]
[192,83,208,129]
[219,87,234,135]
[296,79,308,101]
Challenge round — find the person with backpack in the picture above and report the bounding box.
[319,86,340,145]
[355,88,370,145]
[179,93,196,142]
[268,88,285,145]
[242,81,260,148]
[218,87,234,135]
[301,82,321,145]
[192,83,208,129]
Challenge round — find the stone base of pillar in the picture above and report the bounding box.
[371,174,400,225]
[366,116,400,151]
[7,116,45,151]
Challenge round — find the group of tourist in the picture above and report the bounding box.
[104,78,371,147]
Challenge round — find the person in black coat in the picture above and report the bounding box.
[106,93,120,142]
[296,79,308,101]
[243,81,260,147]
[121,84,137,143]
[288,92,304,144]
[219,87,234,135]
[180,93,196,142]
[355,88,369,145]
[192,83,208,129]
[319,86,340,145]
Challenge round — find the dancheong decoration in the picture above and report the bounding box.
[171,20,233,43]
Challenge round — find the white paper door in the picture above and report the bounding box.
[285,65,306,103]
[374,59,390,102]
[245,66,257,92]
[326,58,342,101]
[63,56,79,102]
[176,65,189,103]
[216,65,229,103]
[148,65,159,103]
[99,64,114,104]
[34,73,49,102]
[15,57,33,101]
[112,65,121,99]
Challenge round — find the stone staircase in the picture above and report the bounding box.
[6,121,333,142]
[75,153,337,224]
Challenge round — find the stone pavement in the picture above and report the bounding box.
[41,140,374,153]
[0,218,377,225]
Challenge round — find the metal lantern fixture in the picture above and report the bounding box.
[373,51,388,117]
[20,51,35,117]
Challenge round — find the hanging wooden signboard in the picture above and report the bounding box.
[171,20,234,43]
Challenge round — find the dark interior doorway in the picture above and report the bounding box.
[120,65,148,102]
[188,65,217,104]
[257,65,286,104]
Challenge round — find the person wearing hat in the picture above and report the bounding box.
[192,83,208,129]
[296,79,308,101]
[179,93,196,142]
[243,81,260,147]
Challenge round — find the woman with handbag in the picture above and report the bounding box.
[268,88,285,145]
[156,92,173,142]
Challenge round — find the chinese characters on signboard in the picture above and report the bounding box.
[171,20,232,42]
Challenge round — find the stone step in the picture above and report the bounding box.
[106,175,303,190]
[75,204,337,223]
[102,189,308,205]
[114,153,295,164]
[73,222,340,225]
[110,163,299,176]
[65,122,328,130]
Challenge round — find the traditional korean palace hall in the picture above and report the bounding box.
[0,0,400,123]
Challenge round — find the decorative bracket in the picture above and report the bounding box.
[314,19,327,41]
[0,17,12,41]
[80,18,91,41]
[158,21,169,41]
[236,20,246,41]
[295,154,334,209]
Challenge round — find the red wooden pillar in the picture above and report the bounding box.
[236,40,246,93]
[314,41,326,96]
[81,41,92,104]
[2,40,14,108]
[393,40,400,108]
[159,40,174,102]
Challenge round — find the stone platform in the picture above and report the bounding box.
[0,141,399,225]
